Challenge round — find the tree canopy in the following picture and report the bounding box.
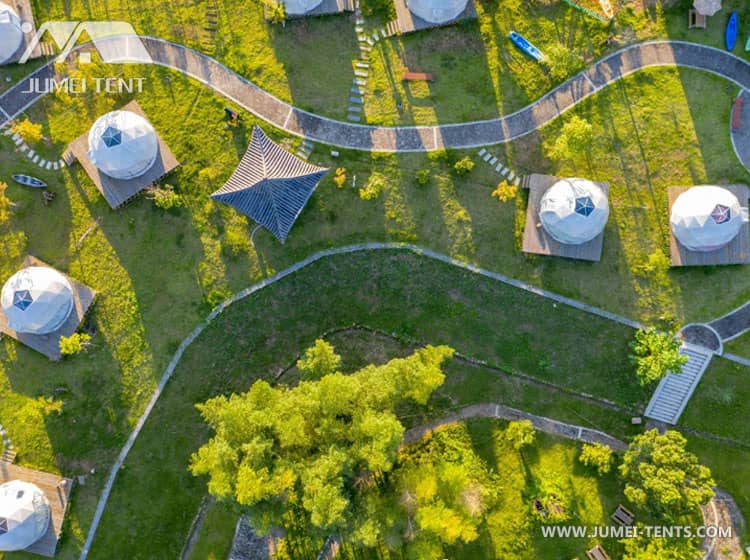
[620,528,701,560]
[630,327,687,386]
[190,342,454,540]
[619,429,714,518]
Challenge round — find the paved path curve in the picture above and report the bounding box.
[4,39,750,151]
[402,402,628,450]
[78,242,642,559]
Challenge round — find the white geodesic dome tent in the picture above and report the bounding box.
[0,480,51,552]
[670,186,744,252]
[0,2,23,65]
[1,267,74,335]
[87,110,159,180]
[539,178,609,245]
[406,0,468,23]
[282,0,324,15]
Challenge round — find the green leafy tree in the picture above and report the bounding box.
[578,442,614,475]
[59,333,91,356]
[630,327,687,386]
[621,527,701,560]
[619,429,714,519]
[415,169,431,186]
[550,115,592,160]
[190,344,454,542]
[505,420,535,450]
[395,424,498,556]
[296,339,342,380]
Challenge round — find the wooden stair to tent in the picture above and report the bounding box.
[1,449,17,464]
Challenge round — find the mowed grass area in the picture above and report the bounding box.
[87,251,642,559]
[0,40,749,559]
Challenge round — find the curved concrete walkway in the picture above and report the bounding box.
[4,39,750,151]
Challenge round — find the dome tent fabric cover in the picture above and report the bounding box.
[1,267,74,335]
[87,110,159,180]
[671,186,743,252]
[282,0,324,15]
[211,126,329,243]
[0,2,23,65]
[0,480,50,552]
[406,0,468,23]
[539,178,609,245]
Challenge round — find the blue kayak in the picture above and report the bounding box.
[509,31,545,62]
[726,11,738,51]
[12,174,47,188]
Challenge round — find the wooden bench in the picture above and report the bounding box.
[586,544,610,560]
[402,71,435,82]
[611,504,635,526]
[689,9,707,29]
[733,96,743,130]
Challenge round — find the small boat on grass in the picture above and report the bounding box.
[12,174,47,188]
[509,32,545,62]
[726,11,738,51]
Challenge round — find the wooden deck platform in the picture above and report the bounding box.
[65,100,179,209]
[287,0,354,17]
[668,185,750,267]
[0,256,96,361]
[0,463,73,557]
[521,174,608,262]
[389,0,476,35]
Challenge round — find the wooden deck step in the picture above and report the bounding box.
[1,449,17,464]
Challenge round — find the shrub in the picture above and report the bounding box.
[453,156,475,175]
[544,43,585,82]
[630,327,687,386]
[149,184,183,210]
[12,119,43,144]
[206,287,232,308]
[267,1,286,24]
[359,176,384,200]
[549,116,592,160]
[579,443,614,475]
[333,167,347,188]
[415,169,431,186]
[59,333,91,356]
[505,420,535,450]
[491,180,518,202]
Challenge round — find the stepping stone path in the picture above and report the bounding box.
[295,139,314,161]
[344,0,392,124]
[5,127,66,173]
[477,147,520,185]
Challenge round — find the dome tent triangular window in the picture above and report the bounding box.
[710,204,731,224]
[12,290,33,311]
[102,126,122,148]
[574,196,595,217]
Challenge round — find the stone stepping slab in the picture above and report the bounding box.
[354,79,367,86]
[483,153,492,162]
[354,70,368,78]
[495,163,503,172]
[350,96,363,104]
[347,114,361,122]
[19,144,27,152]
[351,87,364,94]
[478,148,486,156]
[490,156,497,165]
[507,171,515,181]
[355,62,369,69]
[58,159,66,167]
[32,155,39,163]
[348,106,362,113]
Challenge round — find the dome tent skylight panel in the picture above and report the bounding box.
[12,290,33,311]
[710,204,731,224]
[102,126,122,148]
[574,196,595,217]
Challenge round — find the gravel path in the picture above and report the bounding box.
[4,39,750,151]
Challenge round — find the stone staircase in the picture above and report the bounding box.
[644,343,713,424]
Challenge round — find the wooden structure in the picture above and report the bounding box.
[586,544,611,560]
[387,0,476,35]
[611,504,635,526]
[0,256,96,360]
[0,462,73,558]
[689,8,707,29]
[521,174,608,262]
[668,185,750,267]
[402,71,435,82]
[64,101,179,209]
